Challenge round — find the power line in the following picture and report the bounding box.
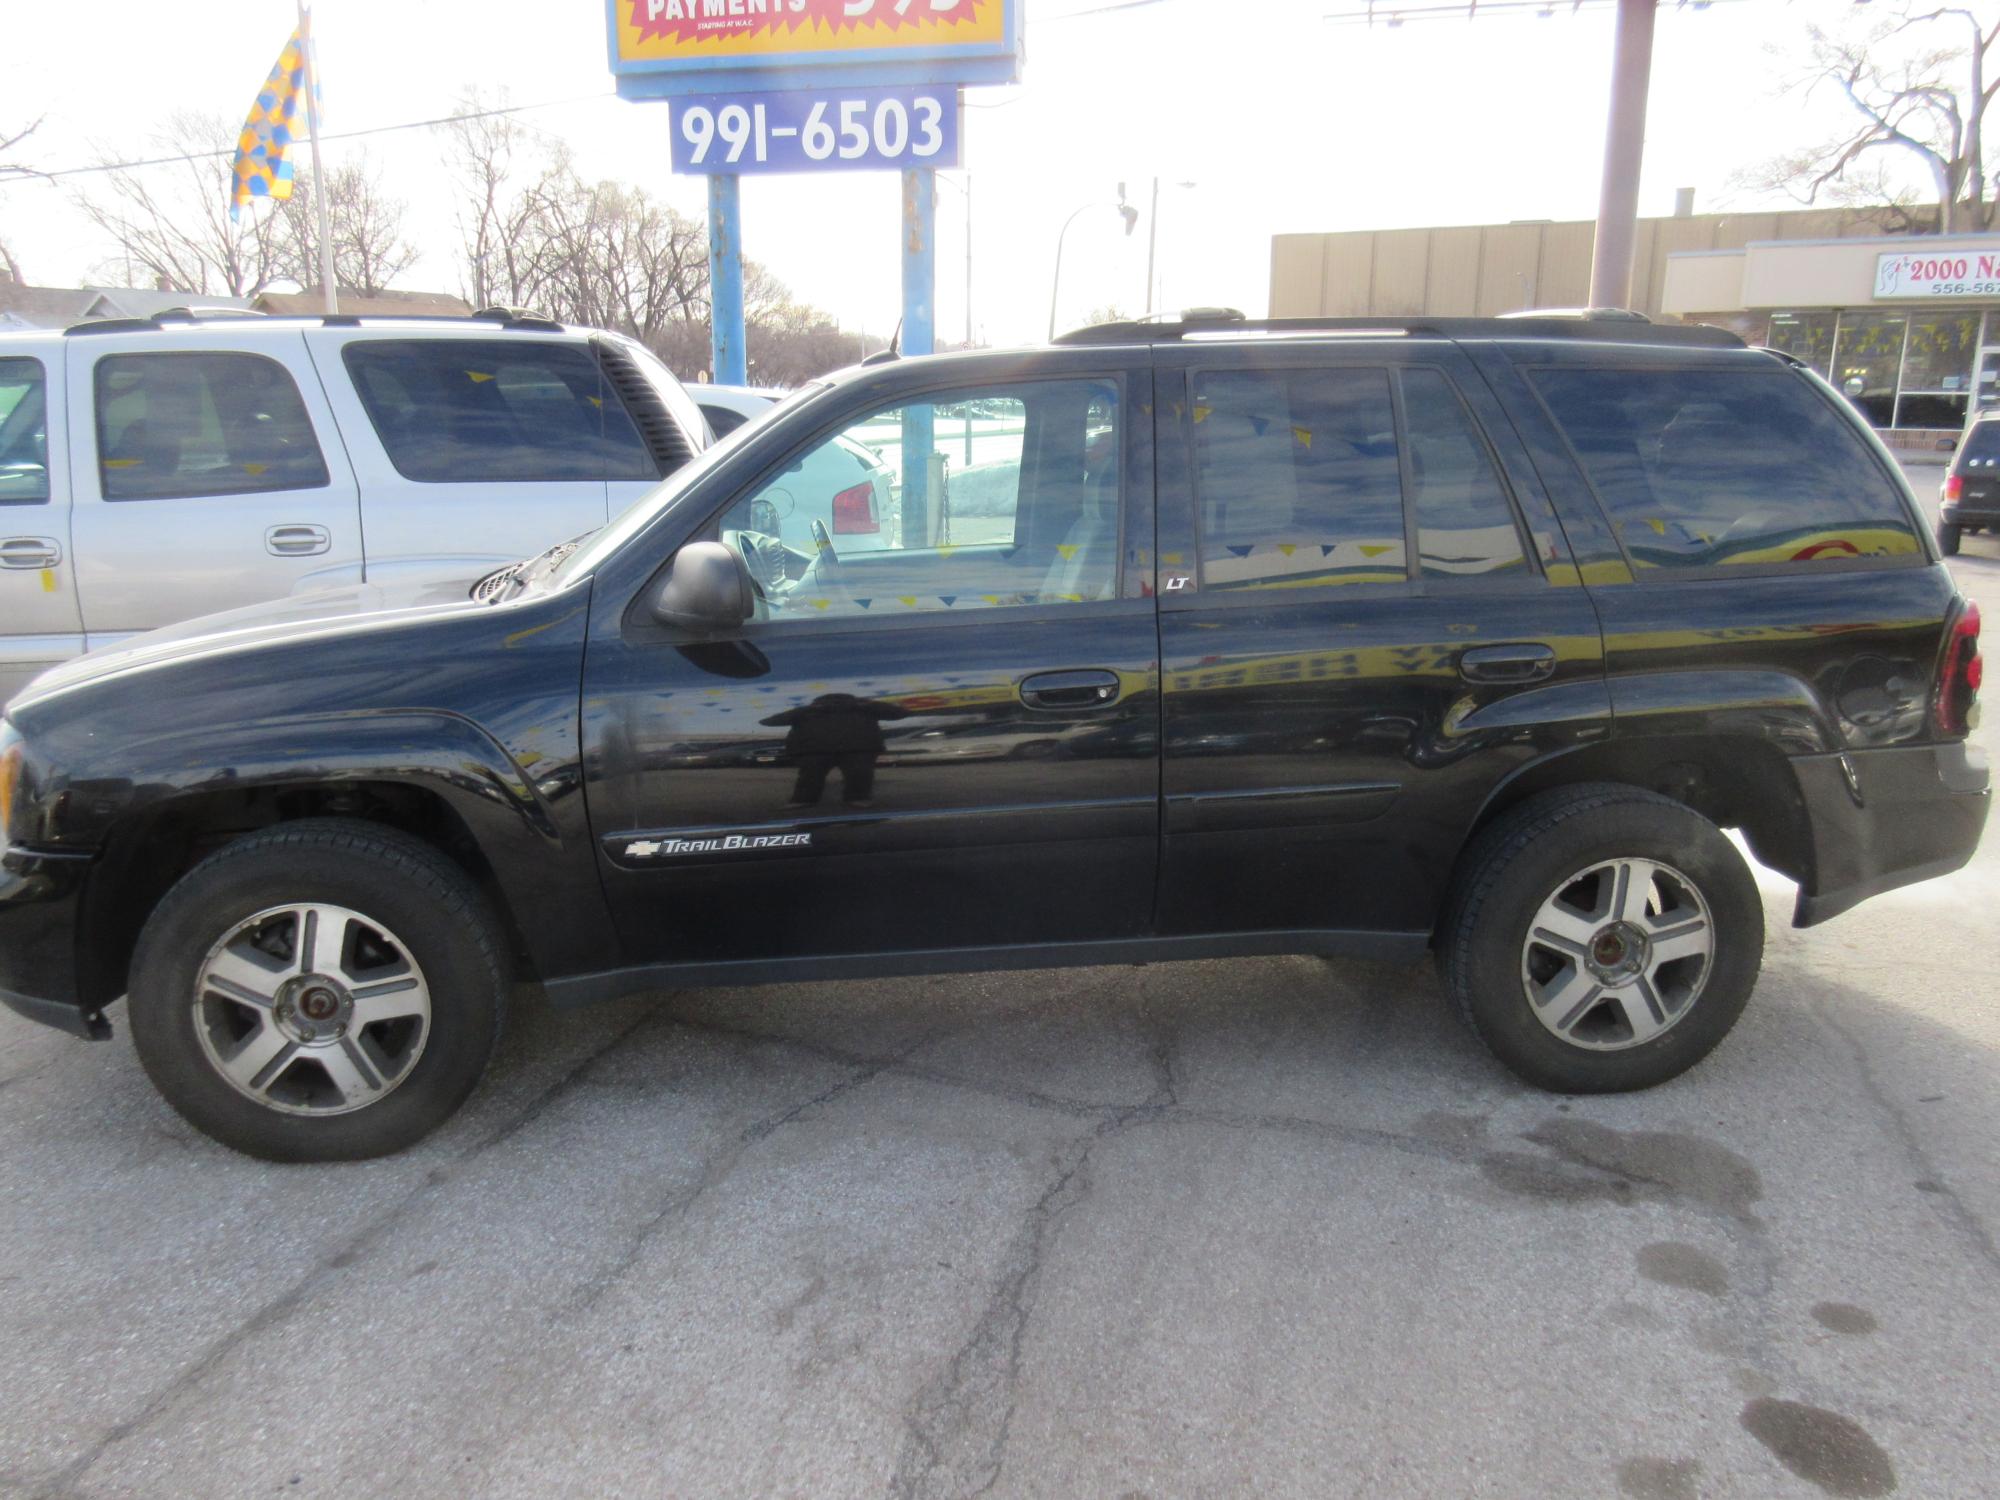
[3,90,616,187]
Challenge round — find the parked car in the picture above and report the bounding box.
[1938,410,2000,555]
[0,310,1987,1160]
[692,382,898,563]
[0,309,710,706]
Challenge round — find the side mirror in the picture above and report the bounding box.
[650,540,754,633]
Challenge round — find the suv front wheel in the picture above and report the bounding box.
[128,820,507,1161]
[1438,785,1764,1093]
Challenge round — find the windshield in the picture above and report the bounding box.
[546,380,831,587]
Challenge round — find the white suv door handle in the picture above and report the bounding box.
[265,524,332,557]
[0,536,62,569]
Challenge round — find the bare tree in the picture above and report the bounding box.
[73,111,289,295]
[435,97,866,383]
[1744,5,2000,234]
[1,117,47,280]
[275,157,418,296]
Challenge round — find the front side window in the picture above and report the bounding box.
[1191,366,1405,589]
[0,356,49,504]
[713,378,1121,622]
[343,339,657,484]
[95,352,330,501]
[1530,366,1921,571]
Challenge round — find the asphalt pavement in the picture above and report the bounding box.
[1,454,1994,1500]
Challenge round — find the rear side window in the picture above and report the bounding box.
[1958,421,2000,468]
[0,356,49,504]
[1403,368,1529,578]
[1530,366,1921,571]
[699,402,750,438]
[1191,367,1405,588]
[343,340,658,484]
[95,352,330,501]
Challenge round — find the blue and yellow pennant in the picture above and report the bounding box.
[228,15,315,220]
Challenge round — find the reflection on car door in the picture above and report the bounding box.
[580,359,1161,967]
[66,333,363,643]
[1152,340,1609,942]
[0,351,85,704]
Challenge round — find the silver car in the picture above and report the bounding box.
[0,311,709,705]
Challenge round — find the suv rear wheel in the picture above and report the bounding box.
[1939,521,1962,556]
[128,820,506,1161]
[1438,785,1764,1093]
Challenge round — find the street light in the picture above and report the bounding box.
[936,171,974,349]
[1048,183,1140,342]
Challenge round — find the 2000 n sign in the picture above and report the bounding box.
[670,86,961,174]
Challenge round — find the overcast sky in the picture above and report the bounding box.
[0,0,1907,349]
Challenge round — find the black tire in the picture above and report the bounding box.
[1437,784,1764,1094]
[1939,522,1962,556]
[128,819,506,1162]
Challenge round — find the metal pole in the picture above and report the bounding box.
[707,173,746,385]
[298,1,336,314]
[1586,0,1657,310]
[964,174,974,349]
[901,168,937,547]
[1144,176,1160,316]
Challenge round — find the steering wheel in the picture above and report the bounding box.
[809,518,840,569]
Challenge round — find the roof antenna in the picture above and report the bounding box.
[861,317,904,366]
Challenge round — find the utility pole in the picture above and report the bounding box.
[1586,0,1657,309]
[1144,177,1160,317]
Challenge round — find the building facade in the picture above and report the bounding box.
[1661,234,2000,435]
[1270,207,1999,439]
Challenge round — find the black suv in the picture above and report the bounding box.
[0,312,1987,1160]
[1939,410,2000,555]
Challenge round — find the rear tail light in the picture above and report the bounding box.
[830,481,878,534]
[1944,473,1963,501]
[1934,599,1983,737]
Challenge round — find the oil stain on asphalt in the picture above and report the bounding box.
[1739,1397,1897,1497]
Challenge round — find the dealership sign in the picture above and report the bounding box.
[608,0,1021,96]
[1874,249,2000,301]
[672,85,960,173]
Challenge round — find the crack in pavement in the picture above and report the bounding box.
[1818,1005,2000,1276]
[556,1044,918,1320]
[34,1000,673,1500]
[885,1001,1182,1500]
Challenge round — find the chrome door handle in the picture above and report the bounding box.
[0,536,61,569]
[265,524,331,557]
[1459,643,1557,685]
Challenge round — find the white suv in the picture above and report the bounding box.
[0,310,709,705]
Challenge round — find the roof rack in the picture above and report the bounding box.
[1051,306,1745,349]
[66,308,571,337]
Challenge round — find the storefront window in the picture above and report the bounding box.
[1830,311,1907,427]
[1900,311,1979,395]
[1766,311,1835,379]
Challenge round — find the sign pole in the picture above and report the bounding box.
[298,1,337,314]
[708,173,747,385]
[900,167,937,546]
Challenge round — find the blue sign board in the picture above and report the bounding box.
[670,86,961,175]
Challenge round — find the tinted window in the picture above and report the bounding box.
[699,402,751,437]
[1958,420,2000,468]
[0,357,48,504]
[1403,368,1529,578]
[95,352,329,501]
[1530,367,1921,571]
[1191,367,1404,589]
[714,378,1120,622]
[343,340,657,484]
